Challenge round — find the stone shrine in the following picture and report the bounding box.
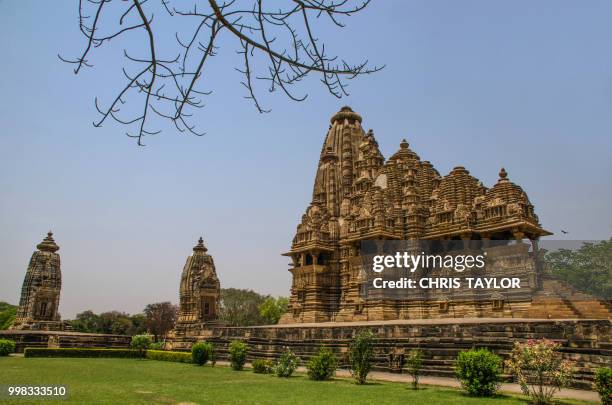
[169,237,222,342]
[10,232,66,331]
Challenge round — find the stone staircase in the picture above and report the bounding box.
[527,278,610,319]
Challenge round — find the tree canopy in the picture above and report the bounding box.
[545,239,611,300]
[0,302,17,330]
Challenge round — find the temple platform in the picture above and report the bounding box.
[0,330,131,353]
[166,318,611,389]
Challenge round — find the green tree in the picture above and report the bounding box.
[220,288,267,326]
[0,302,17,330]
[258,297,289,325]
[546,239,611,300]
[143,302,178,341]
[69,310,147,335]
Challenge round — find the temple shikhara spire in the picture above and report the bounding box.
[176,237,221,325]
[280,106,609,323]
[11,231,65,330]
[167,237,223,347]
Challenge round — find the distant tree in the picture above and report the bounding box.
[99,311,137,335]
[258,296,289,324]
[69,310,102,333]
[0,302,17,330]
[546,239,611,300]
[128,313,147,336]
[69,310,147,335]
[143,302,178,341]
[62,0,381,145]
[220,288,267,326]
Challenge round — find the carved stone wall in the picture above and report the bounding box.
[281,107,610,323]
[0,330,131,353]
[166,318,611,389]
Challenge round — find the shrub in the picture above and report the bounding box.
[191,342,213,366]
[130,335,152,355]
[594,368,612,405]
[24,348,143,358]
[252,359,274,374]
[0,339,16,356]
[228,341,247,371]
[505,339,573,405]
[149,341,165,350]
[146,350,192,363]
[275,348,300,378]
[349,329,374,384]
[306,347,337,381]
[455,348,502,397]
[406,349,423,390]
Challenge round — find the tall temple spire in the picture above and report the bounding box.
[281,107,553,324]
[11,232,64,330]
[176,236,220,325]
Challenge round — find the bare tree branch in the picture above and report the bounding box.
[61,0,383,145]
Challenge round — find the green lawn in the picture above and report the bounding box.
[0,357,591,404]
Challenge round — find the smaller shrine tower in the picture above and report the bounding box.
[176,237,221,324]
[11,231,64,330]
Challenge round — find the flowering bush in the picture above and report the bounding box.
[505,339,573,404]
[274,348,300,377]
[252,359,274,374]
[130,335,152,356]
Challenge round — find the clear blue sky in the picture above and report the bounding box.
[1,1,610,318]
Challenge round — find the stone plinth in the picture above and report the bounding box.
[0,330,131,353]
[166,318,611,389]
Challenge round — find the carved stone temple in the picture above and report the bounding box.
[280,106,610,323]
[169,237,222,342]
[11,232,66,330]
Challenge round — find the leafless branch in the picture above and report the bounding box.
[62,0,382,145]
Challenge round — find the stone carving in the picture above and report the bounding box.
[177,237,220,324]
[11,232,66,331]
[169,237,223,343]
[280,107,609,324]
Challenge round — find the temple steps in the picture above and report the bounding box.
[527,279,610,319]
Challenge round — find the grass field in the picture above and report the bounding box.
[0,357,593,404]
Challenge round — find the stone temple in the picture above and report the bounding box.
[280,106,610,323]
[11,232,66,330]
[169,237,222,342]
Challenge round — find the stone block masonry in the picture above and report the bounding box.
[166,318,611,390]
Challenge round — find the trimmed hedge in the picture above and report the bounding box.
[24,348,144,359]
[146,350,192,364]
